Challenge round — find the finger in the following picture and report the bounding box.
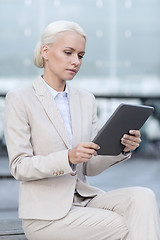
[129,130,141,137]
[122,134,141,144]
[81,142,100,151]
[82,148,98,155]
[76,147,97,158]
[121,137,141,146]
[75,152,94,163]
[121,139,140,149]
[76,145,98,156]
[79,152,93,159]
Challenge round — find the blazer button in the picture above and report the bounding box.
[53,172,58,176]
[70,171,77,176]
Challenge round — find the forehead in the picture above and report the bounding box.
[53,31,86,51]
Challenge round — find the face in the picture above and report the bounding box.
[42,31,86,86]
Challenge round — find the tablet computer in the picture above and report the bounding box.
[93,103,154,156]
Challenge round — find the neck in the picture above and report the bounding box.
[42,72,66,92]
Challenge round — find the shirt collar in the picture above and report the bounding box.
[41,76,69,99]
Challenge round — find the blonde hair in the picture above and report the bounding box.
[34,20,87,68]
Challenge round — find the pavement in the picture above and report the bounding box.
[0,154,160,220]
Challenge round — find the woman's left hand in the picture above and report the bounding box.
[121,130,141,152]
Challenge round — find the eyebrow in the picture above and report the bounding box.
[65,47,85,54]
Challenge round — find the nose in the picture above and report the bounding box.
[71,54,80,66]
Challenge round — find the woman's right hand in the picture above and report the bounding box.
[68,142,100,165]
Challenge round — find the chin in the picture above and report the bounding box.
[65,76,75,81]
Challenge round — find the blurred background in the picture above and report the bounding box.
[0,0,160,220]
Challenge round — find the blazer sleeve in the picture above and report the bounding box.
[84,153,131,176]
[4,91,73,182]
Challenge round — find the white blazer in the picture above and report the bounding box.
[4,77,130,220]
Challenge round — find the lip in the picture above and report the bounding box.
[66,69,77,74]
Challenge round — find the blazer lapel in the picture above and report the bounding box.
[33,77,72,149]
[69,86,82,147]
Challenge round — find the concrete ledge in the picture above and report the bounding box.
[0,235,27,240]
[0,219,27,240]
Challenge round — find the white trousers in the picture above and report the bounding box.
[22,187,160,240]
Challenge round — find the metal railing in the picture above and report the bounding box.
[1,92,160,152]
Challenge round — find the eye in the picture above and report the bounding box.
[65,51,72,55]
[78,54,84,59]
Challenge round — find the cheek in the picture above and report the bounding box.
[78,61,82,69]
[48,49,62,62]
[48,54,64,71]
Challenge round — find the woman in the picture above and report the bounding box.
[4,20,160,240]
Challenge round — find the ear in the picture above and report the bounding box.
[41,44,49,60]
